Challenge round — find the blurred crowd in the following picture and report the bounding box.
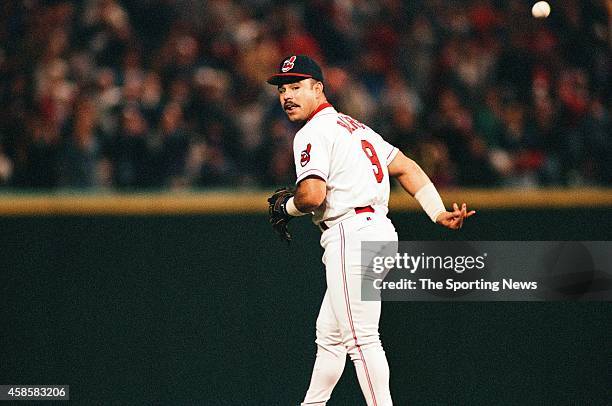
[0,0,610,190]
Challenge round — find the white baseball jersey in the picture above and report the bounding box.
[293,103,399,226]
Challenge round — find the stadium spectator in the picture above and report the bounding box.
[0,0,609,190]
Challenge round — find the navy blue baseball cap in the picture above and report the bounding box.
[267,55,324,85]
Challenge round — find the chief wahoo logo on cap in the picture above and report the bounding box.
[281,56,297,72]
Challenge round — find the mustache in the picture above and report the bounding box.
[284,102,299,109]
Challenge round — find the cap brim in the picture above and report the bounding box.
[266,73,314,85]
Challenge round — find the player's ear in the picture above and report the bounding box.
[314,80,324,95]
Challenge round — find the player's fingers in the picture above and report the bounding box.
[453,202,459,212]
[466,210,476,217]
[454,204,467,228]
[456,216,464,228]
[446,214,460,228]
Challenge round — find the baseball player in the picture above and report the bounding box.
[267,55,474,406]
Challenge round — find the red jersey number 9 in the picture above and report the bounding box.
[361,140,383,183]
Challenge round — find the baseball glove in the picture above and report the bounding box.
[267,187,294,243]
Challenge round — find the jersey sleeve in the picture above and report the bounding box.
[293,129,331,184]
[378,137,399,166]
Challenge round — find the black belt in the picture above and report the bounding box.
[319,205,375,231]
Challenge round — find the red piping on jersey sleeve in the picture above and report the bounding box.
[386,147,399,164]
[307,103,333,121]
[296,168,328,184]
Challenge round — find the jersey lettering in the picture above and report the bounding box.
[337,119,353,134]
[361,140,384,183]
[337,114,365,134]
[344,115,365,130]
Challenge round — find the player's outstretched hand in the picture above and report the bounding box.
[436,203,475,230]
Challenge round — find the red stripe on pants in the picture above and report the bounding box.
[339,224,377,406]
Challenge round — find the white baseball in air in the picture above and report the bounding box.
[532,1,551,18]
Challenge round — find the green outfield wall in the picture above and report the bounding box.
[1,208,611,405]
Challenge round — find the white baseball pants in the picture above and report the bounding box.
[301,211,398,406]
